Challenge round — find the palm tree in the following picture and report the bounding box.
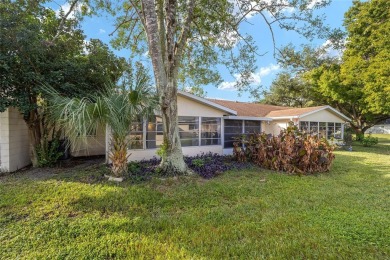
[46,77,157,177]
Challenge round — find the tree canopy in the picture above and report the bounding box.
[0,0,128,166]
[0,0,126,116]
[307,0,389,134]
[261,71,317,107]
[341,0,390,116]
[269,0,390,135]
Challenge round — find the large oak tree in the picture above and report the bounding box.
[306,0,389,135]
[269,0,389,136]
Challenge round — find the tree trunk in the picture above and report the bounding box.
[27,120,41,167]
[109,135,129,177]
[141,0,195,175]
[159,80,188,175]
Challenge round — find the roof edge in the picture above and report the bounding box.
[223,115,273,121]
[298,106,351,121]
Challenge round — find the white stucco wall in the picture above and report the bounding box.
[0,108,31,172]
[0,109,10,172]
[262,120,290,136]
[71,125,106,157]
[300,110,345,123]
[177,95,228,117]
[127,145,223,161]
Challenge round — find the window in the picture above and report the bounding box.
[223,120,261,148]
[319,122,327,139]
[327,122,335,139]
[128,121,143,149]
[244,120,261,134]
[146,116,163,149]
[201,117,221,145]
[310,122,319,136]
[145,116,222,148]
[178,116,199,146]
[224,120,242,148]
[335,123,342,139]
[300,121,343,139]
[300,121,309,132]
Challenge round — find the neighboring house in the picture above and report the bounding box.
[367,119,390,134]
[0,91,349,172]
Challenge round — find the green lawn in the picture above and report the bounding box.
[1,135,389,259]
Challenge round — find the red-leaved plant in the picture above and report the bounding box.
[233,126,335,174]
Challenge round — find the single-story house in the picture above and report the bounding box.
[0,90,349,172]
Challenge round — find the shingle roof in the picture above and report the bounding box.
[207,99,290,117]
[266,105,328,118]
[207,99,330,118]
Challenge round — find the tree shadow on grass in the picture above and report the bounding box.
[332,151,390,179]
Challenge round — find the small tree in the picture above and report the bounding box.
[46,63,157,176]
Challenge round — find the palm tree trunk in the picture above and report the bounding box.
[109,135,129,177]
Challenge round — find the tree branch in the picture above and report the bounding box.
[53,0,79,41]
[109,7,138,36]
[174,0,195,70]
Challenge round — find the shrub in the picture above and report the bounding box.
[125,153,253,181]
[36,138,63,167]
[359,134,378,147]
[184,153,252,179]
[233,126,335,174]
[355,133,365,142]
[343,126,353,145]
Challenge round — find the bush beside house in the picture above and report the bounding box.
[233,126,335,174]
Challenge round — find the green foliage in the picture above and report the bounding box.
[0,1,126,115]
[343,125,354,145]
[106,0,335,93]
[191,158,205,168]
[275,0,390,135]
[261,72,317,107]
[156,141,168,159]
[0,135,389,258]
[0,0,128,166]
[181,86,207,98]
[36,138,63,167]
[342,0,390,116]
[233,126,335,174]
[359,134,379,147]
[45,62,157,177]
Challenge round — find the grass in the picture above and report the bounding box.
[1,135,389,259]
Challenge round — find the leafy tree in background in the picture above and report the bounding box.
[261,72,316,107]
[273,0,389,136]
[306,0,390,136]
[264,43,343,108]
[81,0,335,175]
[0,1,126,166]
